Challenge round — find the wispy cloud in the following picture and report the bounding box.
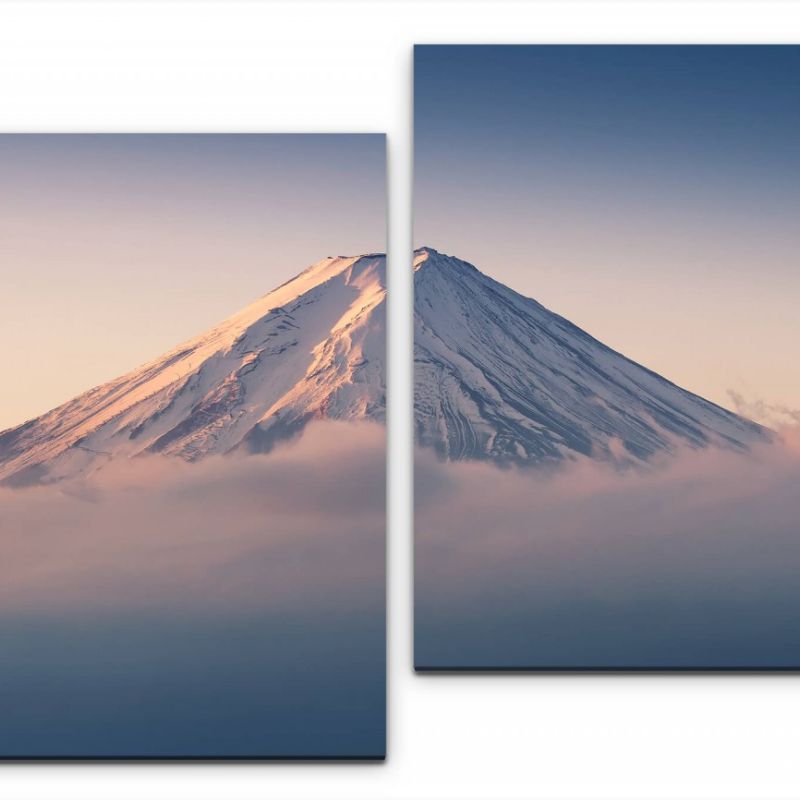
[728,389,800,429]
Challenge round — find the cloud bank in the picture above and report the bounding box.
[0,421,385,616]
[416,431,800,669]
[0,421,385,757]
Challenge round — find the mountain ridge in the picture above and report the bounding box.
[413,246,768,465]
[0,253,386,485]
[0,247,768,484]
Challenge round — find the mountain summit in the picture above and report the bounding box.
[0,247,767,484]
[413,247,767,465]
[0,253,386,485]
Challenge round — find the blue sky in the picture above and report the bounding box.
[415,46,800,414]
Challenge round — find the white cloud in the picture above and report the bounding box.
[0,421,385,617]
[416,431,800,667]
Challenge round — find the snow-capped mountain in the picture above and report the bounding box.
[0,253,386,485]
[0,246,768,485]
[413,247,768,465]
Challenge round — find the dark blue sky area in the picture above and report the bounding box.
[416,45,800,172]
[414,46,800,411]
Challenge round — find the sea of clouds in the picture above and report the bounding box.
[416,425,800,669]
[0,421,386,757]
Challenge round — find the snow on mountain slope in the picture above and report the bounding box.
[0,245,768,485]
[0,253,386,485]
[413,247,768,466]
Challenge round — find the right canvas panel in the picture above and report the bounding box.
[414,45,800,669]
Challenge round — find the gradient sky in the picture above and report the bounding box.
[0,134,385,430]
[415,46,800,417]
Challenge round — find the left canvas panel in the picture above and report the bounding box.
[0,133,386,758]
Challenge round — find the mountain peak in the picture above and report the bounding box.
[413,247,478,277]
[413,246,436,270]
[413,251,768,465]
[1,246,769,484]
[0,252,387,485]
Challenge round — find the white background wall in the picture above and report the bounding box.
[2,2,800,798]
